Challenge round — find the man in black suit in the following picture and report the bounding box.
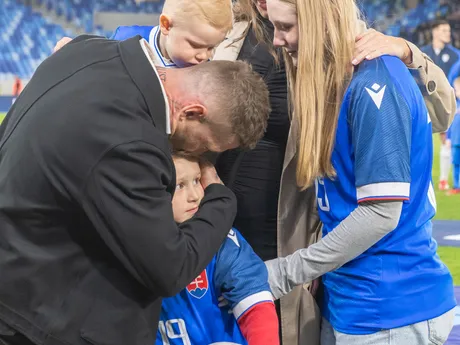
[0,35,270,345]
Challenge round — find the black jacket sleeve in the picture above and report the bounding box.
[81,140,236,296]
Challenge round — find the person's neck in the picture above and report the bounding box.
[432,39,446,51]
[156,67,184,134]
[158,32,171,60]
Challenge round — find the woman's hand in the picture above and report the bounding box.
[53,37,73,53]
[353,29,413,66]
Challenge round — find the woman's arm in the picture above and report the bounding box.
[353,29,456,133]
[406,41,456,133]
[266,201,402,300]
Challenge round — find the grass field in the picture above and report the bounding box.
[432,134,460,285]
[0,112,458,283]
[432,134,460,220]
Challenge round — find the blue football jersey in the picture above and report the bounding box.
[111,25,177,68]
[316,56,456,334]
[157,228,273,345]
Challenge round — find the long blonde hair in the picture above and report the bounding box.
[281,0,362,190]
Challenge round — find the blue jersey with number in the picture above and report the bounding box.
[316,56,456,335]
[157,229,272,345]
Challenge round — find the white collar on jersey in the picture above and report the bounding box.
[148,26,177,68]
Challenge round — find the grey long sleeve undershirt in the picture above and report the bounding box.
[266,201,403,300]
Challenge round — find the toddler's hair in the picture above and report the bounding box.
[162,0,233,33]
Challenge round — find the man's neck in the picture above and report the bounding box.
[156,67,183,134]
[432,39,446,51]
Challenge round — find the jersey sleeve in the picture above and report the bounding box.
[110,26,131,40]
[349,69,412,203]
[446,125,452,140]
[214,229,273,320]
[447,47,460,85]
[110,26,154,41]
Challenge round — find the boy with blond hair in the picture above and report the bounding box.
[111,0,232,67]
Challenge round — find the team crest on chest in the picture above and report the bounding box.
[442,53,450,63]
[186,269,209,299]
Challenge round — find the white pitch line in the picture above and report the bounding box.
[443,235,460,241]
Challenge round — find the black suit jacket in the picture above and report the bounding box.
[0,35,236,345]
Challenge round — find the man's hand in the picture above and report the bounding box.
[53,37,73,53]
[353,29,413,66]
[199,158,223,190]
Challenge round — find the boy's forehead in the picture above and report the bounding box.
[173,157,201,177]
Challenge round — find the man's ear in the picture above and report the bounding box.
[159,14,172,35]
[180,104,208,122]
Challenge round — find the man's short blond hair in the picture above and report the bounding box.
[162,0,233,32]
[188,60,271,150]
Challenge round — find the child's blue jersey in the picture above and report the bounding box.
[316,56,456,334]
[157,228,273,345]
[111,25,177,68]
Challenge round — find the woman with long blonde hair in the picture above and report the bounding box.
[264,0,456,344]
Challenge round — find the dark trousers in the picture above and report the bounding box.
[275,299,283,345]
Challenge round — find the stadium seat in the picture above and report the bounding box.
[0,0,73,79]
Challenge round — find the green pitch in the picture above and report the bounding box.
[432,134,460,220]
[438,246,460,285]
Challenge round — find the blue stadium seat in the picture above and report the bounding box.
[0,0,162,79]
[0,0,73,79]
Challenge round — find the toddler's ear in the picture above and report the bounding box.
[159,14,172,35]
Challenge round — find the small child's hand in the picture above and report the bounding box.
[199,158,223,189]
[53,37,73,54]
[217,296,233,314]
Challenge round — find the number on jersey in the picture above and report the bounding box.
[158,319,191,345]
[315,177,330,212]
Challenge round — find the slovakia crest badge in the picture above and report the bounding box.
[186,269,209,299]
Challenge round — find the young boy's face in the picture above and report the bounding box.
[161,16,227,67]
[172,157,205,223]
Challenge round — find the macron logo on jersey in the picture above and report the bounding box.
[227,229,240,247]
[365,83,387,110]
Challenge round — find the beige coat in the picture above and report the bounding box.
[214,22,456,345]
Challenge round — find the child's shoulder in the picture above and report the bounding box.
[111,25,156,41]
[219,228,248,253]
[215,228,264,272]
[351,56,407,87]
